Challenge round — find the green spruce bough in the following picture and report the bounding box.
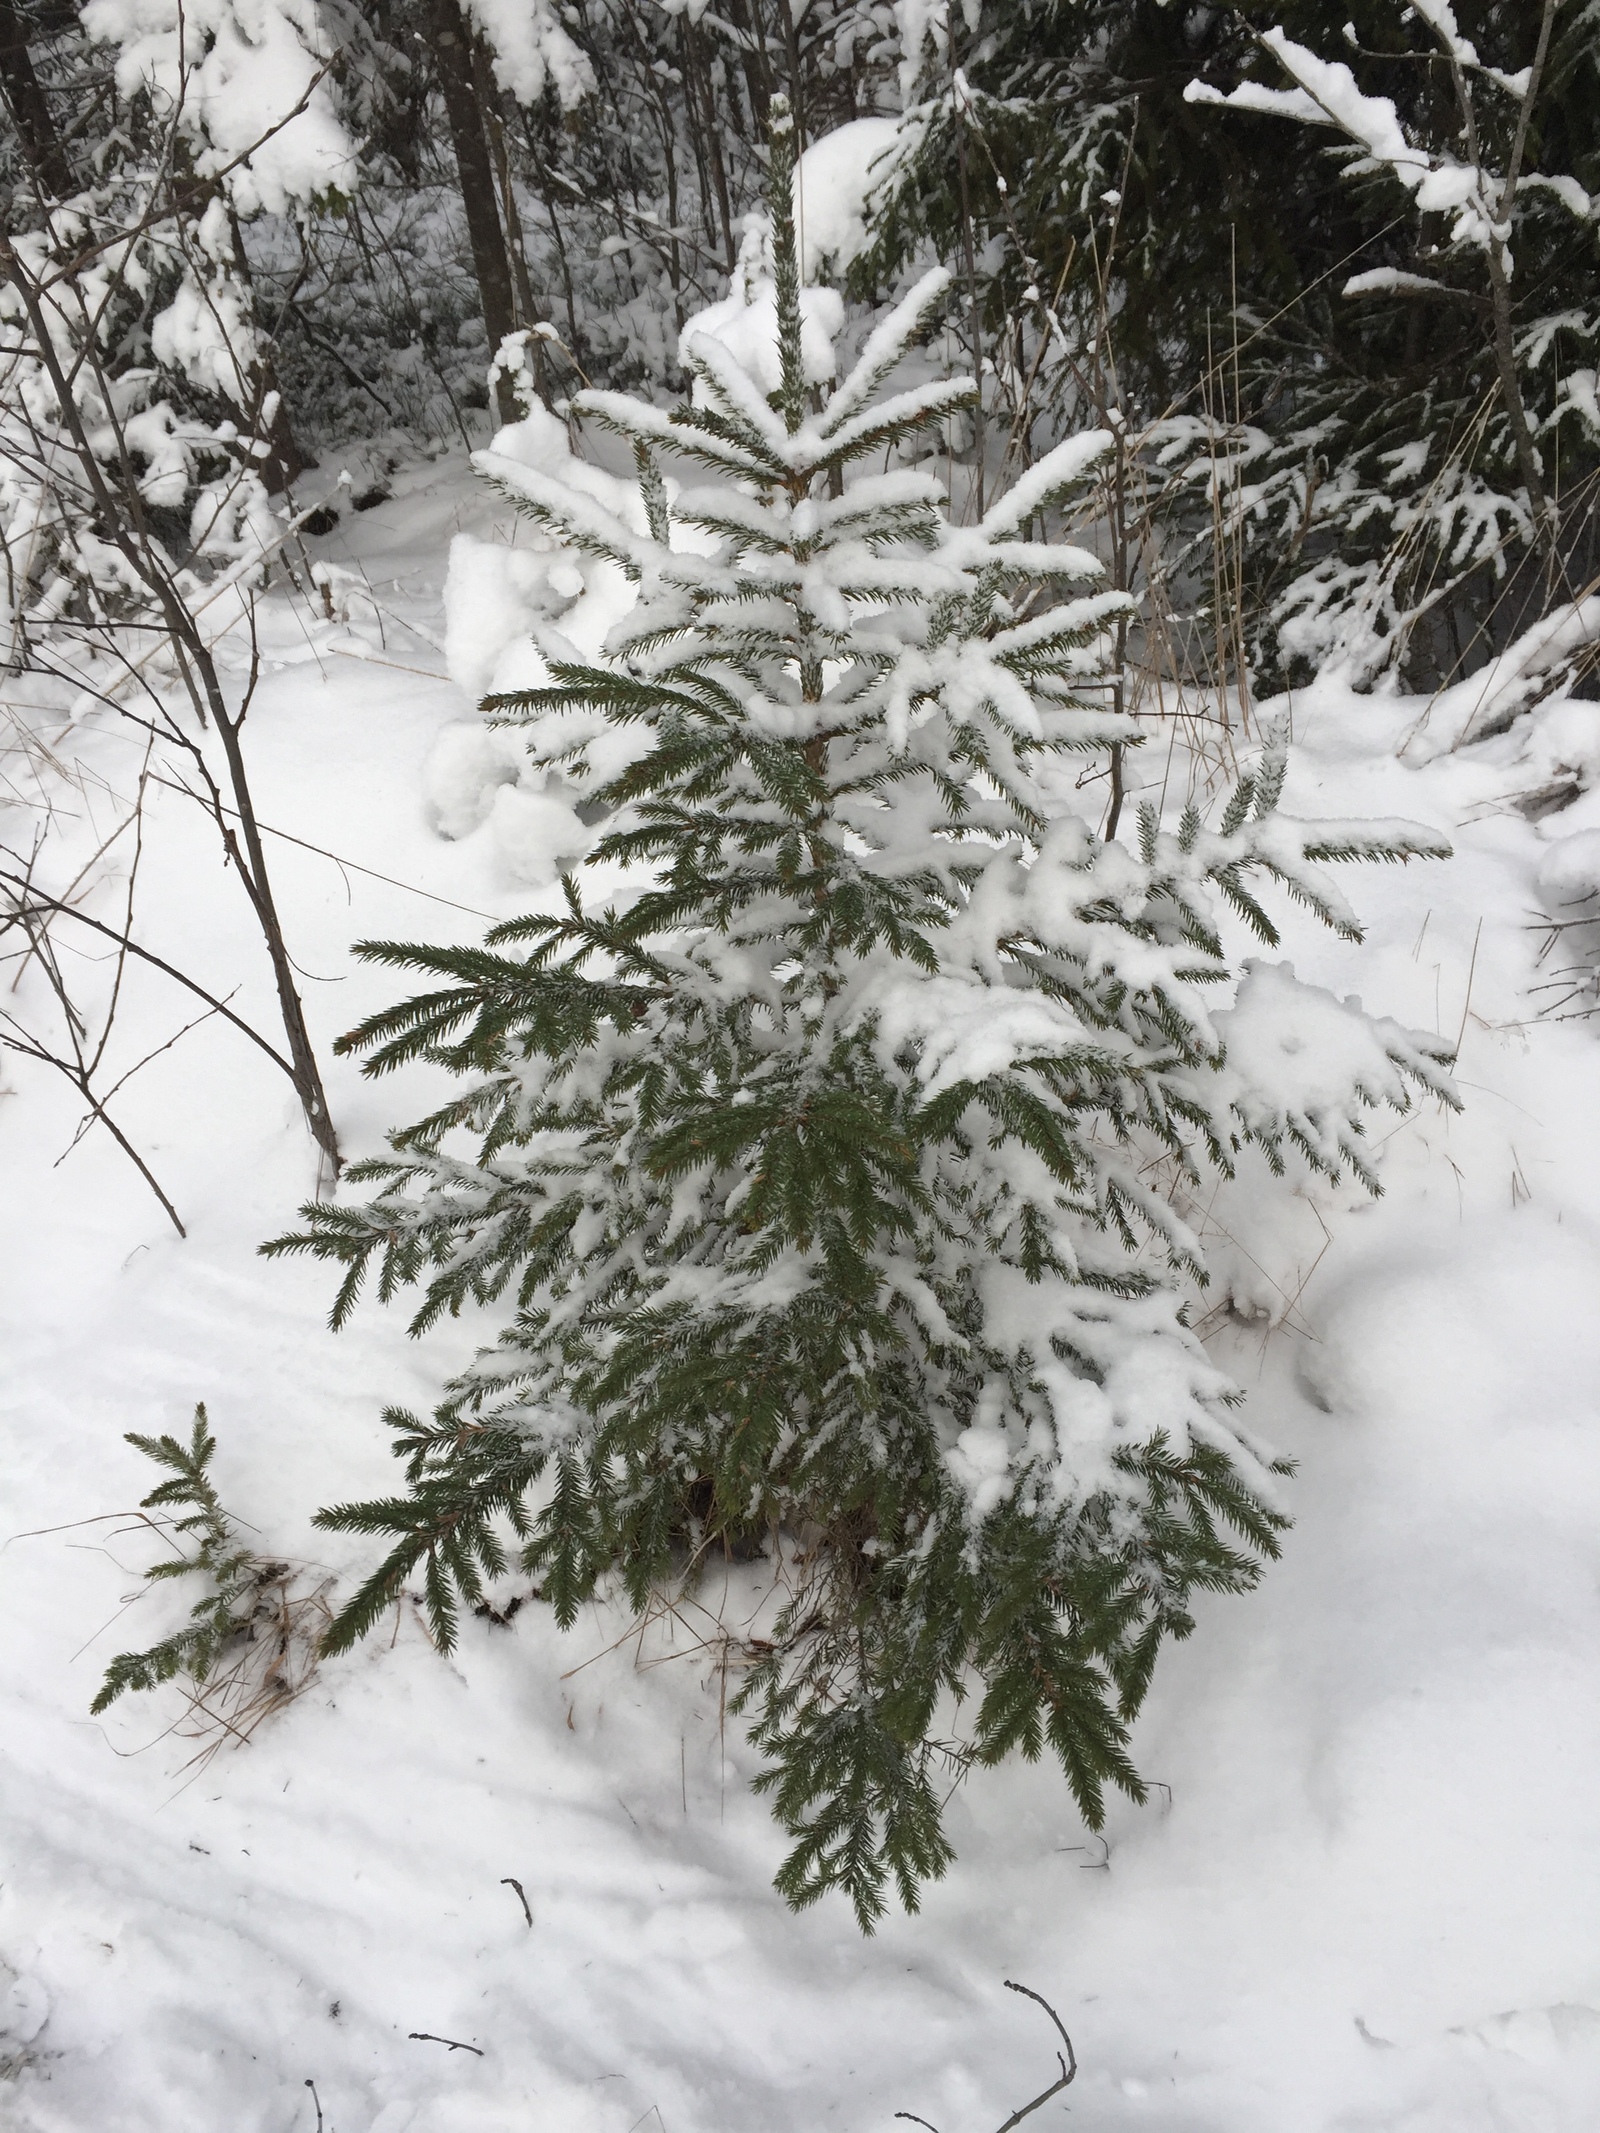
[268,103,1454,1928]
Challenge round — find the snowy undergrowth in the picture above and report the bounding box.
[2,437,1599,2128]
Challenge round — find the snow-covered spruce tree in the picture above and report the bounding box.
[268,103,1455,1929]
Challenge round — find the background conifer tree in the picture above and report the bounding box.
[872,0,1600,690]
[267,101,1455,1930]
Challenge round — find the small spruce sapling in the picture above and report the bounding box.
[266,101,1455,1929]
[94,1407,267,1711]
[94,1406,326,1740]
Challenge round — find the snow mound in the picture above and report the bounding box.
[1536,829,1600,922]
[794,118,901,277]
[681,282,845,394]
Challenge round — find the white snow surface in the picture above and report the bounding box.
[4,451,1600,2131]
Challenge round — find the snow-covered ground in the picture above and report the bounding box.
[4,445,1599,2132]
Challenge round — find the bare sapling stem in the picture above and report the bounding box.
[893,1980,1078,2133]
[0,231,342,1180]
[1451,58,1558,567]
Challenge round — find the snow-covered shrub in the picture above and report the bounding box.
[1,191,270,663]
[269,106,1456,1929]
[1,0,357,660]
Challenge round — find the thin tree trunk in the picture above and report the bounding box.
[475,63,552,407]
[0,0,73,198]
[224,205,314,492]
[1443,33,1559,567]
[777,0,806,145]
[724,0,775,134]
[199,666,340,1173]
[522,114,582,359]
[683,17,736,273]
[1104,424,1129,841]
[950,32,985,519]
[430,0,519,423]
[1483,243,1556,559]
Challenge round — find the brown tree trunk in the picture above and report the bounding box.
[681,17,736,273]
[224,206,315,492]
[722,0,775,136]
[0,0,73,199]
[429,0,519,424]
[476,43,553,408]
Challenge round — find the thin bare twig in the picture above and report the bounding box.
[992,1982,1077,2133]
[893,1981,1077,2133]
[0,865,298,1078]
